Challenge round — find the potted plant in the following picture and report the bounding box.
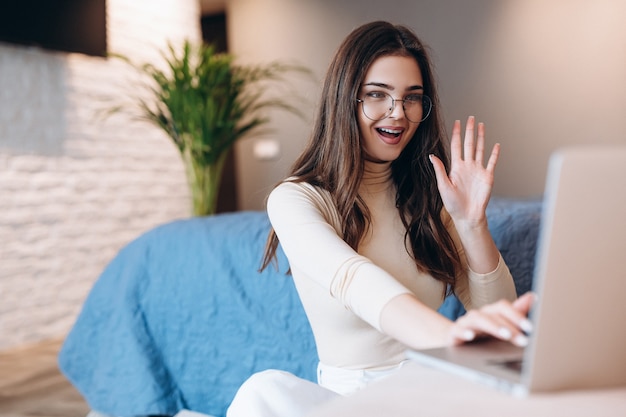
[114,40,309,216]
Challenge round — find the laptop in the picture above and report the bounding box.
[407,145,626,396]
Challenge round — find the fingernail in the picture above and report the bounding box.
[514,334,529,347]
[498,327,512,340]
[462,330,476,341]
[520,319,533,334]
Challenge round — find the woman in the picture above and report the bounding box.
[227,20,533,417]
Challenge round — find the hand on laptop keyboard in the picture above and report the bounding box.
[449,292,535,347]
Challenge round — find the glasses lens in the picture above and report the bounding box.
[403,94,432,123]
[361,92,392,121]
[360,92,432,123]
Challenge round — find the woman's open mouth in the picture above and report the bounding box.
[376,127,404,144]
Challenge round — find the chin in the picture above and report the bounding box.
[365,153,401,164]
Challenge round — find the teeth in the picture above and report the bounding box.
[378,128,402,134]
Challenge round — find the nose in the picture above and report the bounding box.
[388,98,407,120]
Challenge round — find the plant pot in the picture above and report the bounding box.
[183,149,228,216]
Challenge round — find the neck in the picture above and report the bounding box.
[361,160,393,194]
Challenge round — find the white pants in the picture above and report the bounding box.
[226,362,405,417]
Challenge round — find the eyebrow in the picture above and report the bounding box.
[362,82,424,91]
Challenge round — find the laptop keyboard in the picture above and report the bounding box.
[490,358,524,372]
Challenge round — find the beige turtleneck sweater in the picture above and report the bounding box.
[266,161,514,370]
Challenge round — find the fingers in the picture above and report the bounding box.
[449,298,534,347]
[450,119,462,162]
[513,292,536,316]
[429,154,450,191]
[475,120,485,163]
[485,142,500,173]
[463,116,476,161]
[451,116,500,169]
[449,326,478,345]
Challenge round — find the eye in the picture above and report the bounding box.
[364,91,388,100]
[404,94,423,104]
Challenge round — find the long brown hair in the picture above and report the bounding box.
[261,21,462,294]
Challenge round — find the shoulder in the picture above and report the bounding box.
[268,179,334,208]
[267,180,341,229]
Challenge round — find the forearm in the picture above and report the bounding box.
[453,218,500,274]
[380,290,534,351]
[379,293,454,350]
[450,215,517,308]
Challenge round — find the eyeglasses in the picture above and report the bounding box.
[356,91,432,123]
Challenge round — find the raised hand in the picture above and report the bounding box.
[429,116,499,228]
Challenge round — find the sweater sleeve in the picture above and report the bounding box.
[456,255,517,310]
[266,181,412,331]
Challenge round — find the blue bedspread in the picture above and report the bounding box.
[58,198,542,417]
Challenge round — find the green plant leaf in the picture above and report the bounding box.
[107,39,312,214]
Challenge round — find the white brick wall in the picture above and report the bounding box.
[0,0,201,350]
